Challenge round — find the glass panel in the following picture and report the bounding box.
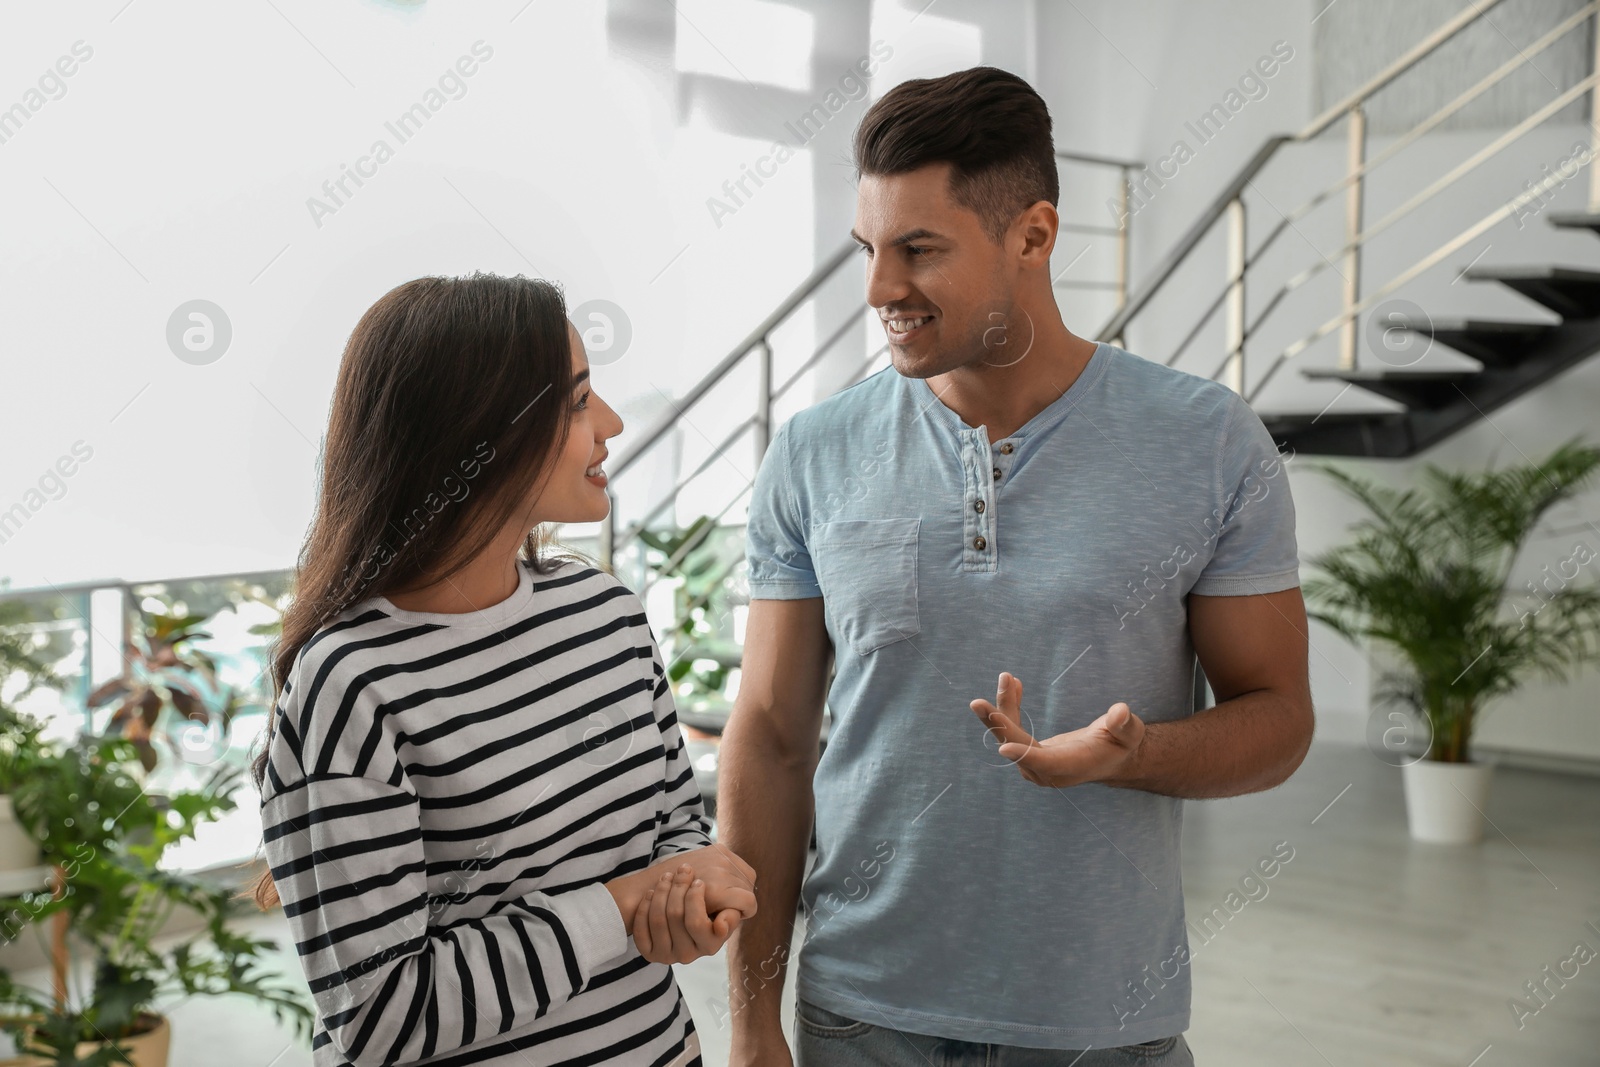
[0,588,89,742]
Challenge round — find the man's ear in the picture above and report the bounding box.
[1014,200,1058,267]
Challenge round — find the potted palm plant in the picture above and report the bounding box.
[1305,439,1600,843]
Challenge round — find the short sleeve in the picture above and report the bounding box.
[1190,393,1301,597]
[745,420,821,599]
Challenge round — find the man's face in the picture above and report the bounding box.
[852,162,1016,379]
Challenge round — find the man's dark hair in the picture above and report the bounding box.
[853,66,1058,242]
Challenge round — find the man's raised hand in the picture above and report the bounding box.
[969,671,1146,788]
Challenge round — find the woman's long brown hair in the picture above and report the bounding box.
[248,273,579,909]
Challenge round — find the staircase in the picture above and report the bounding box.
[1093,0,1600,460]
[1267,250,1600,458]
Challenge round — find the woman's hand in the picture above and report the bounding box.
[604,844,758,926]
[630,864,744,964]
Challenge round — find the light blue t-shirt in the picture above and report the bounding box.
[743,342,1301,1048]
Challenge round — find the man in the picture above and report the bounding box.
[718,66,1312,1066]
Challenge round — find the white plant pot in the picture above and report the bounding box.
[1402,760,1493,844]
[0,796,41,873]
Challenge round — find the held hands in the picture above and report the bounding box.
[969,671,1146,788]
[631,864,744,964]
[606,845,758,965]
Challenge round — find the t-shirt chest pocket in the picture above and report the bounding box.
[809,517,921,655]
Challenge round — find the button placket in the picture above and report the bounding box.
[962,429,996,572]
[976,437,1015,568]
[993,438,1016,484]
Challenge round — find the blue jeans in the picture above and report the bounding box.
[795,1000,1195,1067]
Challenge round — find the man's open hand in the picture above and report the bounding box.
[969,671,1145,787]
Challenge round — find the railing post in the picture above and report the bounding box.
[1340,103,1366,371]
[1115,166,1131,346]
[599,493,616,570]
[754,338,773,462]
[1591,8,1600,211]
[1224,196,1246,394]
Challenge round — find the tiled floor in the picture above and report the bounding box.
[80,741,1600,1066]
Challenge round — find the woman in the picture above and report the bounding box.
[251,273,757,1066]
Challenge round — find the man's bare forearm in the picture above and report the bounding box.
[1108,689,1312,799]
[718,714,816,1034]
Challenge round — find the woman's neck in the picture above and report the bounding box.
[386,531,525,615]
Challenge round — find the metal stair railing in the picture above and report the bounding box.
[598,150,1141,579]
[1095,0,1600,405]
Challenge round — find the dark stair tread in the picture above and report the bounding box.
[1301,368,1478,382]
[1301,367,1478,409]
[1260,412,1394,435]
[1546,212,1600,231]
[1265,310,1600,456]
[1462,265,1600,282]
[1262,409,1386,422]
[1259,410,1412,458]
[1407,317,1553,334]
[1261,411,1388,430]
[1459,265,1600,319]
[1417,319,1556,367]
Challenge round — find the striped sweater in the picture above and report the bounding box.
[260,559,712,1066]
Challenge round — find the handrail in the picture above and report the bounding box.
[0,568,291,602]
[610,327,884,555]
[607,240,858,482]
[1151,0,1599,385]
[1243,69,1600,372]
[1248,106,1597,402]
[1097,136,1288,343]
[1246,1,1593,285]
[1097,0,1513,350]
[1297,0,1509,141]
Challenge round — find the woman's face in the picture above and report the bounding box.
[531,323,624,525]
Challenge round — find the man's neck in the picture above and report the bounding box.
[927,321,1098,442]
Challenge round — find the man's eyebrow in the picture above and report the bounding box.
[849,227,946,248]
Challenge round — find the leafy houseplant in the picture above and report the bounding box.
[634,517,748,816]
[0,719,312,1066]
[636,517,744,706]
[85,608,232,775]
[0,599,66,876]
[1305,439,1600,841]
[0,601,62,727]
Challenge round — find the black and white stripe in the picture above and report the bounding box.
[261,561,710,1066]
